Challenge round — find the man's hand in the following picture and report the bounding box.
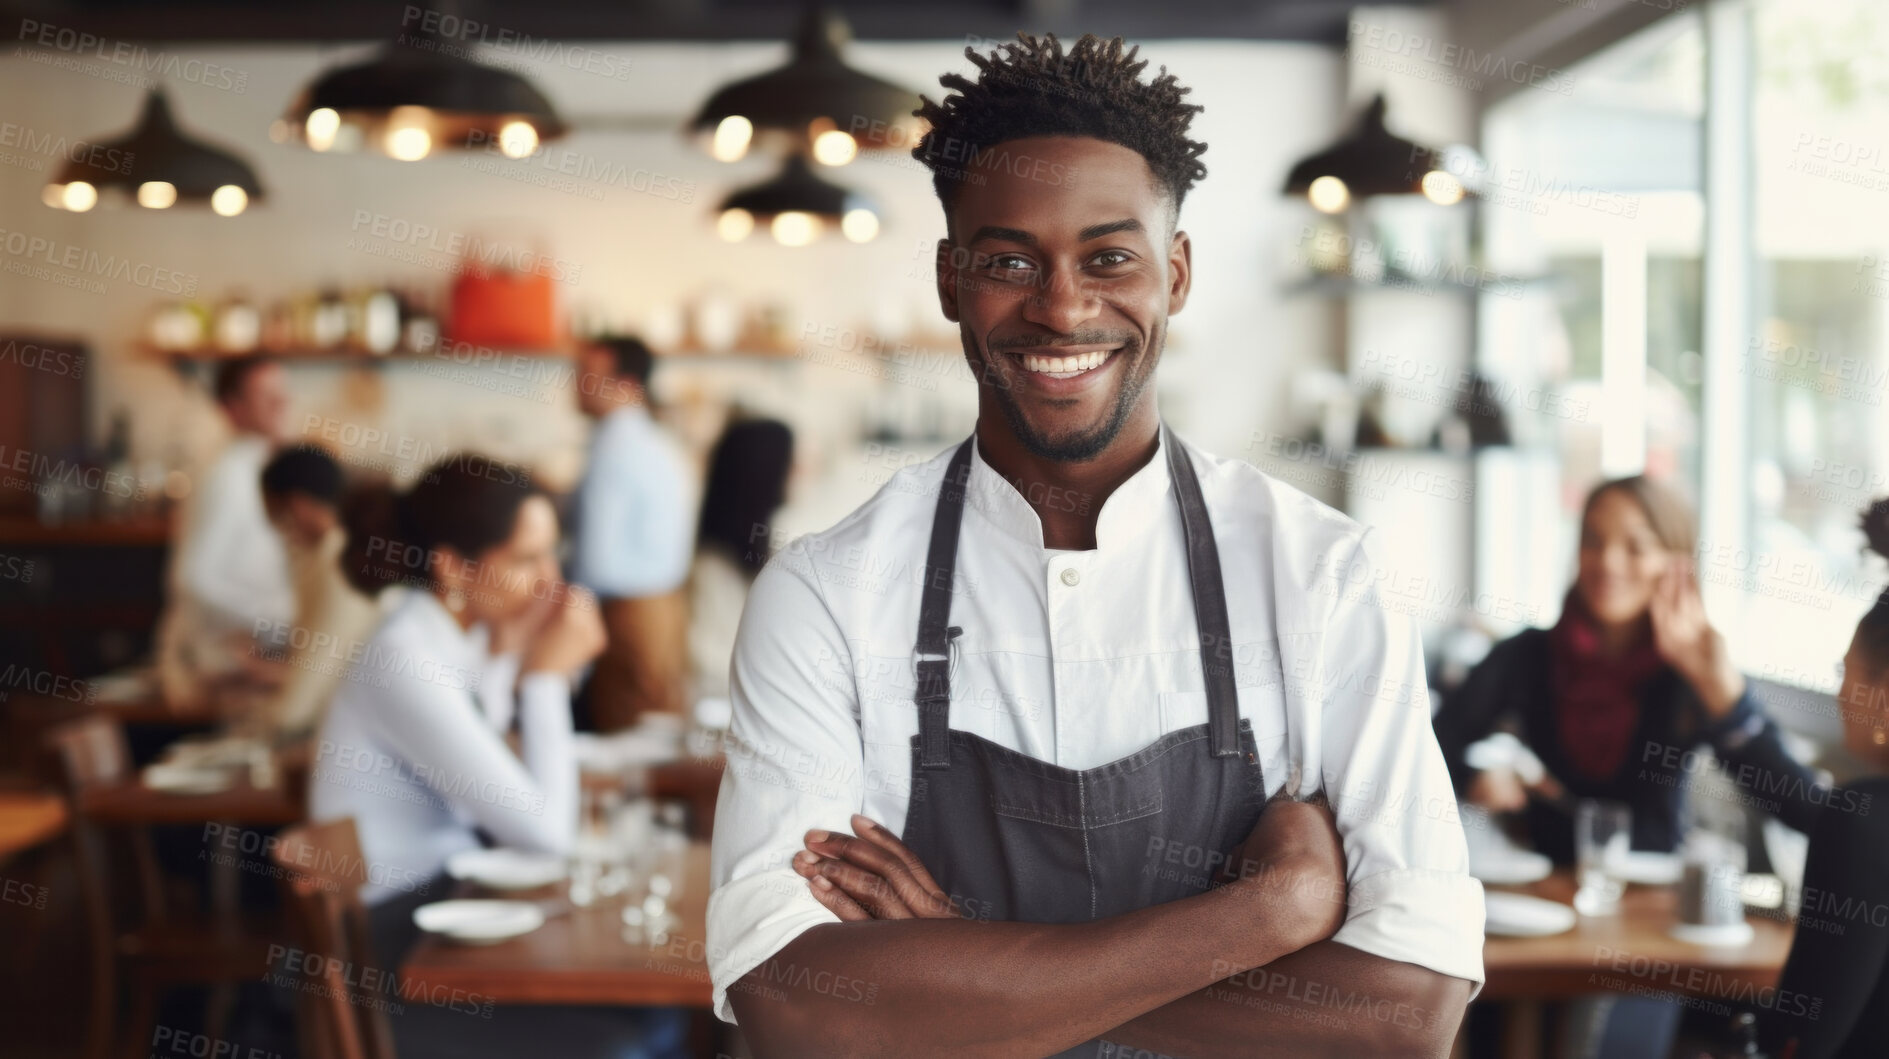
[792,813,958,921]
[1222,790,1348,952]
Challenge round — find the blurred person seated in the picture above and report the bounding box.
[156,355,295,713]
[1754,498,1889,1059]
[570,335,696,729]
[688,417,794,703]
[310,454,684,1059]
[1433,475,1824,863]
[227,445,382,750]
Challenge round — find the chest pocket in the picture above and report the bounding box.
[1158,686,1288,755]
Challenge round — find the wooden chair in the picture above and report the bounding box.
[270,817,396,1059]
[45,715,277,1059]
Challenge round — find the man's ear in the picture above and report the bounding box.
[936,238,960,323]
[1167,229,1193,316]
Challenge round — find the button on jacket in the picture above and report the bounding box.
[706,430,1486,1024]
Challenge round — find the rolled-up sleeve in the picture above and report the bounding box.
[706,555,861,1024]
[1313,528,1487,995]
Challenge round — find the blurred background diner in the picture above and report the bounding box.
[0,1,1886,1057]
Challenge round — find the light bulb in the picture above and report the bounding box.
[498,121,538,159]
[717,209,755,242]
[771,211,820,247]
[712,116,752,163]
[1421,170,1466,205]
[210,185,248,217]
[62,181,98,212]
[813,129,857,166]
[1307,175,1349,214]
[841,208,879,243]
[305,107,341,151]
[137,181,177,209]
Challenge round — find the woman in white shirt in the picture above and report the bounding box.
[311,455,684,1059]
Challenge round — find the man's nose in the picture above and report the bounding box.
[1020,267,1099,333]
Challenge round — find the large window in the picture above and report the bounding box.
[1477,0,1887,735]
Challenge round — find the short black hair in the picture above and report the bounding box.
[213,354,275,405]
[591,335,654,388]
[261,444,343,505]
[912,32,1208,234]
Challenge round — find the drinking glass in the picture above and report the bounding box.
[1573,799,1631,916]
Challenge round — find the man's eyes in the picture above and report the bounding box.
[980,251,1132,274]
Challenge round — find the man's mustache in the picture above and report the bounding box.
[985,333,1138,354]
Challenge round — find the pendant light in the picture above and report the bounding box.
[1282,95,1477,212]
[43,90,263,216]
[690,3,923,165]
[716,155,879,246]
[276,23,565,161]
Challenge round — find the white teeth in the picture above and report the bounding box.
[1019,350,1111,376]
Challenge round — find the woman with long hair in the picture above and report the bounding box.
[688,417,794,700]
[1433,475,1824,861]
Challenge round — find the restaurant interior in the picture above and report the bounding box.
[1,0,1886,1056]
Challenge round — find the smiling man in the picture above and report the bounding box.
[705,33,1484,1057]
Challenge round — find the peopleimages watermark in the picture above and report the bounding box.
[314,740,547,817]
[399,5,633,81]
[0,664,94,704]
[347,211,584,286]
[1292,227,1526,298]
[1346,19,1576,96]
[265,943,496,1018]
[1744,335,1887,407]
[0,443,144,506]
[0,338,84,380]
[151,1025,282,1059]
[202,822,432,897]
[1589,944,1821,1021]
[14,18,249,93]
[459,131,697,205]
[0,119,133,177]
[2,875,48,911]
[0,229,198,296]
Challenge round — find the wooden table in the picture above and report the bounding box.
[78,773,304,826]
[0,790,68,859]
[1482,870,1794,1001]
[400,842,713,1008]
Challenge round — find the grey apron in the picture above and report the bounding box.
[900,424,1268,1058]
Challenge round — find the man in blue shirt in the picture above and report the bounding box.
[570,335,696,728]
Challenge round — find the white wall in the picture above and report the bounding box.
[0,35,1340,509]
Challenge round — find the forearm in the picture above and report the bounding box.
[731,878,1312,1057]
[1103,941,1472,1058]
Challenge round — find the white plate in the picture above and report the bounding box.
[1608,850,1684,886]
[1670,921,1755,948]
[445,849,568,891]
[412,900,545,944]
[1484,892,1578,937]
[141,763,235,794]
[1470,849,1553,886]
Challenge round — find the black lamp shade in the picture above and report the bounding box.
[690,5,921,155]
[1282,95,1465,201]
[282,29,566,155]
[51,90,263,206]
[719,154,874,218]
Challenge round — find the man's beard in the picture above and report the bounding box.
[971,325,1159,463]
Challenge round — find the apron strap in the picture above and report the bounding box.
[915,439,975,768]
[1164,424,1243,758]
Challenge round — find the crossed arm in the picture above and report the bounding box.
[729,806,1471,1058]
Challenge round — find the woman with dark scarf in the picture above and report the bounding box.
[1432,475,1825,863]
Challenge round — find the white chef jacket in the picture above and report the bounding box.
[706,429,1486,1025]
